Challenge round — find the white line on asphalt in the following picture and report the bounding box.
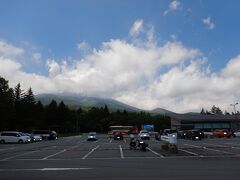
[203,147,233,154]
[41,149,66,160]
[82,145,100,159]
[109,139,113,143]
[0,168,93,171]
[232,146,240,150]
[0,150,39,161]
[0,147,16,151]
[42,145,79,160]
[119,145,124,159]
[178,148,199,156]
[183,143,202,148]
[146,147,164,157]
[203,143,228,148]
[184,143,234,155]
[224,142,240,146]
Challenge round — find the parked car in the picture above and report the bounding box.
[32,130,58,140]
[138,130,150,140]
[0,131,31,144]
[213,129,235,138]
[87,132,97,141]
[163,129,176,136]
[234,130,240,137]
[186,130,203,140]
[114,133,123,140]
[177,130,188,139]
[24,133,42,142]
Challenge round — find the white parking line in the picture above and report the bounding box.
[178,148,199,156]
[146,147,164,157]
[82,145,100,159]
[203,147,233,154]
[0,147,16,151]
[41,149,66,160]
[203,143,228,148]
[224,142,240,146]
[0,150,39,161]
[183,143,202,148]
[109,139,113,143]
[119,145,124,159]
[184,143,234,155]
[0,167,93,171]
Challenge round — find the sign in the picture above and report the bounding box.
[142,124,154,132]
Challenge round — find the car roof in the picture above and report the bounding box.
[0,131,20,133]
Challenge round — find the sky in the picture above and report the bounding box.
[0,0,240,113]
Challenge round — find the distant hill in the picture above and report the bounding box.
[35,93,142,112]
[150,108,176,115]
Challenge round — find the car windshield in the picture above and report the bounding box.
[89,132,96,135]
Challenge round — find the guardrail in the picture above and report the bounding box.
[160,133,178,153]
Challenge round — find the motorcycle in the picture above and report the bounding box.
[137,140,148,152]
[129,139,137,150]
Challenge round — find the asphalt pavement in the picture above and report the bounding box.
[1,134,240,179]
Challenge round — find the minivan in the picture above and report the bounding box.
[0,131,31,144]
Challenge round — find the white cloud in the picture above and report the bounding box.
[46,59,61,78]
[32,52,41,63]
[0,40,24,57]
[129,19,144,36]
[0,23,240,113]
[77,41,91,54]
[202,16,215,30]
[164,0,181,16]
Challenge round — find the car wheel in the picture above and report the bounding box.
[0,140,5,144]
[18,140,23,144]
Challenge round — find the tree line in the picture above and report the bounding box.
[200,105,240,115]
[0,76,170,133]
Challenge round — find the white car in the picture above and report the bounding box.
[87,132,97,141]
[138,130,150,140]
[0,131,31,144]
[234,130,240,137]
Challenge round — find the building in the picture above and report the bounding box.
[168,113,240,131]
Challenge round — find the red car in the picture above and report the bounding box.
[213,129,235,138]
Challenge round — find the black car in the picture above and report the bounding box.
[186,130,203,140]
[177,130,188,139]
[114,133,123,140]
[32,130,58,140]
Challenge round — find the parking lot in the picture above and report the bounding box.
[1,135,240,179]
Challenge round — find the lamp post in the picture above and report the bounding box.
[230,102,238,114]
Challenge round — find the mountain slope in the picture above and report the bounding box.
[35,93,142,112]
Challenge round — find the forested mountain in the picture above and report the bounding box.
[36,94,142,112]
[0,76,171,133]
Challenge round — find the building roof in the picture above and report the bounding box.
[168,113,240,122]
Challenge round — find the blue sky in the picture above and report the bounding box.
[0,0,240,112]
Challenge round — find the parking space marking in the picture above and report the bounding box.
[178,148,199,156]
[203,147,233,154]
[82,145,100,159]
[146,147,164,157]
[41,149,66,160]
[224,142,240,146]
[109,139,113,143]
[183,143,234,155]
[0,150,39,161]
[232,146,240,150]
[183,143,202,148]
[0,167,93,171]
[0,147,16,151]
[119,145,124,159]
[203,143,228,148]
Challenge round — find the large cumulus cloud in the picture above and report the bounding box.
[0,21,239,113]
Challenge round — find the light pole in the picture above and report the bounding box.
[230,102,238,114]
